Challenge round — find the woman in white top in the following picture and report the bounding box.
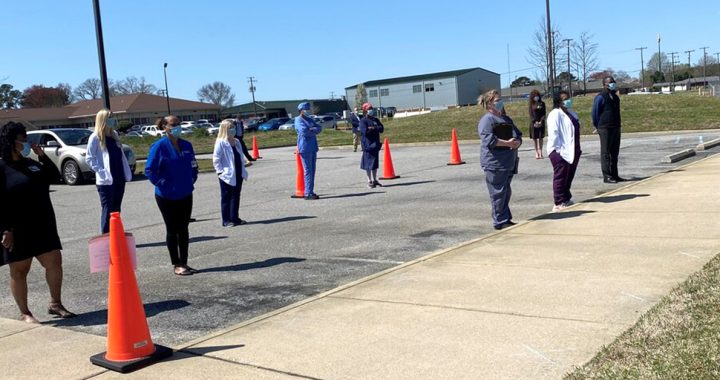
[546,91,582,212]
[212,119,249,227]
[85,109,132,233]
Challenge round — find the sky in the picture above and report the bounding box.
[3,0,720,105]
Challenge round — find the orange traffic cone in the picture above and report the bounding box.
[380,138,400,180]
[252,135,262,159]
[290,151,305,198]
[90,212,172,373]
[447,128,465,165]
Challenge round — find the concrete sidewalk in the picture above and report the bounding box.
[1,154,718,379]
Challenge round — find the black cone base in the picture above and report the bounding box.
[90,344,173,373]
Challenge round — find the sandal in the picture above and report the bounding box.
[20,313,40,324]
[174,267,193,276]
[183,265,200,274]
[48,303,76,319]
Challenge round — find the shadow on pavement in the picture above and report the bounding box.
[584,194,650,203]
[382,180,436,188]
[322,192,385,199]
[46,299,191,327]
[198,257,306,274]
[136,235,227,249]
[531,210,595,220]
[173,345,245,360]
[317,156,344,160]
[246,216,316,225]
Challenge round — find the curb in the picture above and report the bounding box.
[661,148,696,163]
[696,137,720,151]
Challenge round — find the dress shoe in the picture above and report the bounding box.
[304,194,320,200]
[614,176,627,182]
[603,177,618,184]
[233,219,248,225]
[223,222,235,227]
[493,221,516,230]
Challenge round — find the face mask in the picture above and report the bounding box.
[563,99,573,109]
[228,128,236,136]
[607,83,617,91]
[20,142,31,157]
[303,110,312,117]
[493,100,504,111]
[106,118,118,129]
[367,109,376,117]
[170,126,182,137]
[533,96,540,102]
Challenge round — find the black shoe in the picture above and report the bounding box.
[614,176,627,182]
[603,177,618,184]
[304,194,319,200]
[189,218,197,222]
[223,222,235,227]
[233,219,247,225]
[493,221,516,230]
[183,265,200,274]
[373,180,383,187]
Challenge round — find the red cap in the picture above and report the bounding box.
[362,102,373,112]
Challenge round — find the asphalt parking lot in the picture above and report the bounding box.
[0,129,718,347]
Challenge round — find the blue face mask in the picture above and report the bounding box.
[607,82,617,91]
[170,126,182,137]
[367,109,376,117]
[303,110,312,118]
[20,142,31,157]
[563,99,573,109]
[106,118,118,129]
[494,100,505,111]
[228,128,236,136]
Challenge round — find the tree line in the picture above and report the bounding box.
[0,77,236,110]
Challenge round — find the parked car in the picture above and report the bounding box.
[180,126,196,135]
[384,107,397,117]
[207,123,221,135]
[313,115,337,130]
[244,118,265,131]
[195,122,213,129]
[125,131,143,137]
[278,118,296,130]
[180,121,196,127]
[258,117,290,131]
[26,128,137,186]
[140,125,165,137]
[197,119,213,124]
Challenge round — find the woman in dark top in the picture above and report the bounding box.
[359,102,384,188]
[528,89,546,159]
[0,122,75,323]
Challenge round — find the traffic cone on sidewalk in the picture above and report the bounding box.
[291,151,305,198]
[90,212,172,373]
[380,138,400,180]
[252,135,262,159]
[447,128,465,165]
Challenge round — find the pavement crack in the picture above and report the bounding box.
[177,350,322,379]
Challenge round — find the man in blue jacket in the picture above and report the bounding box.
[294,102,322,200]
[591,76,625,183]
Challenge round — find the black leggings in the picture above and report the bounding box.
[155,194,193,266]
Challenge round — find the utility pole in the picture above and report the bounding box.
[700,46,709,88]
[657,34,662,73]
[247,76,257,118]
[329,91,335,100]
[685,50,694,74]
[92,0,111,110]
[636,47,647,90]
[716,52,720,76]
[562,38,573,95]
[669,52,678,92]
[545,0,555,94]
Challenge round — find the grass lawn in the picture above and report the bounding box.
[135,158,215,175]
[565,253,720,379]
[125,92,720,160]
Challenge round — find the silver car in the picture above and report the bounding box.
[26,129,137,186]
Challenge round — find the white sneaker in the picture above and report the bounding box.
[552,203,567,212]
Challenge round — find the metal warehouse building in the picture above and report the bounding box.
[345,67,500,111]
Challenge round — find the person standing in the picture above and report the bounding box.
[213,119,249,227]
[349,107,362,152]
[477,90,523,230]
[359,102,384,188]
[85,109,133,234]
[528,89,546,159]
[294,102,322,200]
[234,117,256,166]
[144,116,199,276]
[546,91,582,211]
[592,76,625,183]
[0,122,75,323]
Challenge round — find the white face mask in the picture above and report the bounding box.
[533,96,540,102]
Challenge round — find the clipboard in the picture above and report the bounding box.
[493,122,514,140]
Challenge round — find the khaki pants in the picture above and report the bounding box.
[353,132,361,151]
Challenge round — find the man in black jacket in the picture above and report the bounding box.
[591,76,625,183]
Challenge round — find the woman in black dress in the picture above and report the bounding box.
[0,122,75,323]
[528,89,546,159]
[359,102,384,188]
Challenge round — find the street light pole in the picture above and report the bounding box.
[92,0,111,110]
[669,52,678,92]
[657,34,662,73]
[700,46,709,88]
[716,53,720,76]
[562,38,573,95]
[248,76,258,118]
[636,47,647,90]
[545,0,555,94]
[163,63,170,114]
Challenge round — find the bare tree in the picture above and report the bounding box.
[113,76,158,95]
[526,17,563,92]
[573,31,599,94]
[197,81,235,107]
[57,82,74,103]
[354,83,367,110]
[73,78,103,100]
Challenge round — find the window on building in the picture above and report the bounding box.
[380,88,389,96]
[412,85,422,93]
[369,89,378,97]
[425,83,435,92]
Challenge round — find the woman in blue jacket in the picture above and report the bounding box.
[359,102,384,188]
[294,102,322,200]
[85,109,133,234]
[213,119,249,227]
[144,116,199,276]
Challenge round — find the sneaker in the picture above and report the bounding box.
[552,204,567,212]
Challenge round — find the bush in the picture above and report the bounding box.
[190,128,209,138]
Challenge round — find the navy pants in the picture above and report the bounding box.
[97,181,126,234]
[484,169,514,228]
[300,151,317,196]
[549,151,581,205]
[598,127,621,179]
[219,178,243,225]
